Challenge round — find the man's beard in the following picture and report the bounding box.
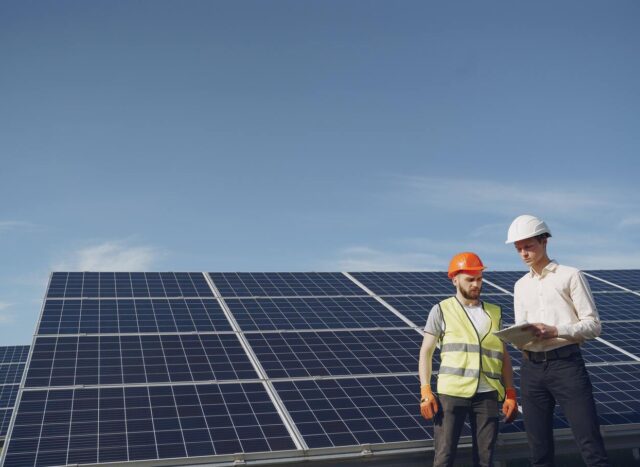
[460,286,481,301]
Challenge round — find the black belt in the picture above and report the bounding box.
[523,344,580,363]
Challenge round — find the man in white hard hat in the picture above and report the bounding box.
[506,215,609,467]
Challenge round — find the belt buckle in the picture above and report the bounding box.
[541,350,548,362]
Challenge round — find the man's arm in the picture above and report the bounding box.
[501,343,514,389]
[501,343,518,423]
[419,332,438,386]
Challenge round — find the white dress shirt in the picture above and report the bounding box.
[514,261,601,352]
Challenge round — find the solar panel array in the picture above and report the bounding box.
[2,269,640,466]
[0,346,29,440]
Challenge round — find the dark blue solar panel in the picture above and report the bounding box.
[583,364,640,426]
[0,385,19,410]
[38,298,232,334]
[225,297,408,331]
[25,334,257,388]
[46,272,213,298]
[482,271,525,292]
[209,272,366,298]
[0,408,12,437]
[592,292,640,321]
[598,322,640,358]
[3,383,297,467]
[275,375,433,448]
[350,271,455,296]
[246,329,423,379]
[0,346,30,365]
[505,339,636,369]
[0,364,25,386]
[378,295,443,326]
[586,270,640,292]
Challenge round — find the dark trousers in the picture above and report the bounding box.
[520,349,610,467]
[433,391,499,467]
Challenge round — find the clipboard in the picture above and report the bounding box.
[493,322,534,347]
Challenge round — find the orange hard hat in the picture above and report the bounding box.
[447,252,486,279]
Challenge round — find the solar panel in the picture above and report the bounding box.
[585,363,640,426]
[25,334,257,388]
[5,269,640,466]
[349,271,455,296]
[245,329,423,379]
[598,322,640,358]
[592,292,640,321]
[0,386,19,410]
[209,272,366,298]
[3,382,297,467]
[224,296,408,331]
[0,346,29,365]
[587,269,640,292]
[482,271,525,292]
[0,364,25,386]
[274,375,433,448]
[46,272,214,298]
[0,408,12,438]
[38,298,232,334]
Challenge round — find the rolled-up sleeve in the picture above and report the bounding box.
[556,271,601,339]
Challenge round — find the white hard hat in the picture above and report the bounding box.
[505,214,552,244]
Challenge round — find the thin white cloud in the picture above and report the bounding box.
[391,175,623,218]
[0,220,38,233]
[333,246,445,271]
[54,241,162,271]
[619,216,640,228]
[0,302,14,323]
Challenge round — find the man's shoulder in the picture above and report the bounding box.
[514,272,530,288]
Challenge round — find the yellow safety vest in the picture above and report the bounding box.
[436,297,506,400]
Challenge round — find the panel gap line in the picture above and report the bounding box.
[202,272,308,451]
[584,272,640,298]
[342,272,419,330]
[595,337,640,362]
[481,279,513,295]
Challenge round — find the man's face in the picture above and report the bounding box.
[514,237,546,267]
[454,272,483,300]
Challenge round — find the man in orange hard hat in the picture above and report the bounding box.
[506,215,610,467]
[418,252,518,467]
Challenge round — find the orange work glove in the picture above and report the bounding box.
[420,384,439,420]
[502,387,518,423]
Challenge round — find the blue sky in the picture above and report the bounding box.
[1,0,639,345]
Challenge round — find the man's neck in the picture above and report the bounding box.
[531,256,552,276]
[457,294,480,307]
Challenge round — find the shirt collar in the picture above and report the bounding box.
[529,259,558,278]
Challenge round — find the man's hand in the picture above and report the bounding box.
[502,387,518,423]
[522,323,558,340]
[420,384,439,420]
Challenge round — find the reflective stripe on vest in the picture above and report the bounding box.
[436,297,506,400]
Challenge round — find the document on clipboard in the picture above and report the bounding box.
[493,322,534,347]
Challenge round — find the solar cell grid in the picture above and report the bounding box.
[592,292,640,321]
[0,364,25,386]
[587,269,640,292]
[1,408,12,437]
[26,334,257,388]
[482,271,524,292]
[246,329,425,379]
[0,346,30,365]
[350,271,455,296]
[3,383,297,467]
[0,385,19,409]
[597,322,640,358]
[225,296,408,331]
[46,272,213,299]
[38,298,232,335]
[586,363,640,426]
[274,375,432,449]
[209,272,366,298]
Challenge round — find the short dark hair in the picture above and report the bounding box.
[535,233,551,242]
